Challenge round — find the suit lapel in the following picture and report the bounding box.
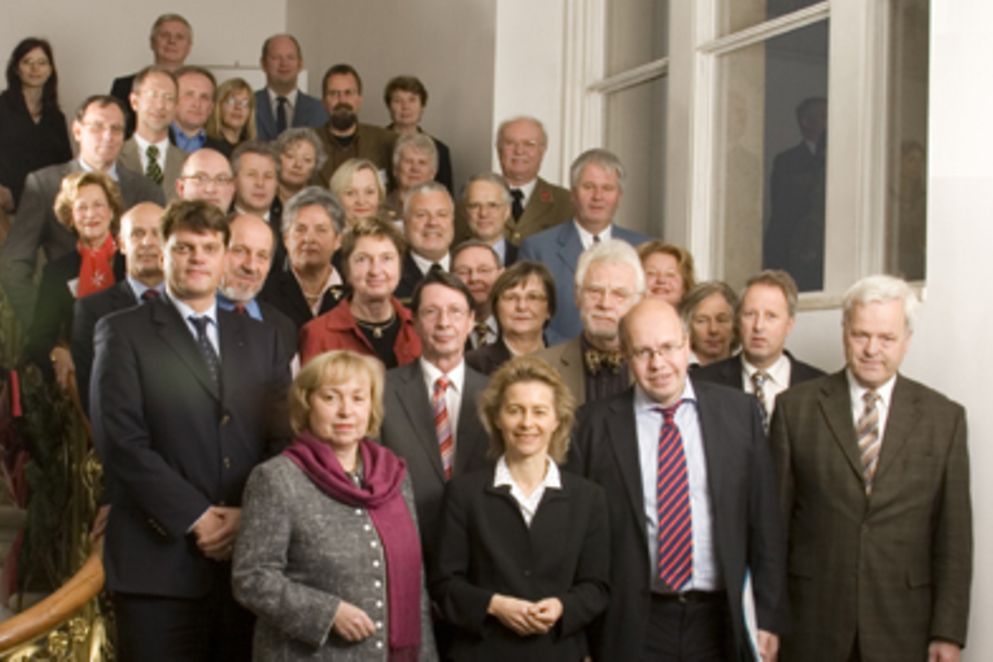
[873,375,916,483]
[555,223,582,278]
[152,300,221,401]
[396,363,446,481]
[218,310,248,405]
[693,385,727,528]
[605,393,647,543]
[454,369,485,475]
[818,372,863,480]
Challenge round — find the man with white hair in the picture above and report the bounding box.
[534,239,644,405]
[770,274,972,662]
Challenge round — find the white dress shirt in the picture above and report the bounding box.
[168,293,220,357]
[742,353,791,417]
[574,221,613,251]
[411,251,450,275]
[133,133,171,173]
[493,455,561,526]
[420,358,465,443]
[267,88,299,124]
[846,369,897,443]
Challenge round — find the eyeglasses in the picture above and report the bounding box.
[498,291,547,305]
[465,201,507,214]
[81,121,125,136]
[224,98,251,109]
[499,139,541,151]
[630,342,685,363]
[136,89,177,104]
[453,265,498,279]
[418,306,469,323]
[182,173,234,186]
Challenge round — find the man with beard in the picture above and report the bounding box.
[217,213,297,368]
[316,63,396,183]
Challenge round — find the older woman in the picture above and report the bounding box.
[330,158,385,227]
[680,280,739,367]
[433,356,609,661]
[384,133,438,220]
[383,75,452,191]
[299,216,420,368]
[0,37,72,212]
[206,77,256,157]
[275,128,326,207]
[26,171,124,388]
[637,240,695,307]
[233,350,436,661]
[466,261,555,376]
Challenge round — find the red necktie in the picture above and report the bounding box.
[234,303,248,315]
[656,402,692,591]
[433,377,455,479]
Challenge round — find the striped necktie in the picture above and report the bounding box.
[433,376,455,479]
[857,390,881,494]
[145,144,163,185]
[656,401,692,591]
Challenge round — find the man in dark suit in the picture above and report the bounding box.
[109,14,192,137]
[694,269,824,426]
[72,202,166,412]
[317,64,396,182]
[520,148,649,344]
[395,182,455,304]
[90,200,290,661]
[451,240,503,349]
[218,213,297,366]
[460,171,519,266]
[570,298,787,661]
[0,95,165,324]
[254,34,329,142]
[770,275,972,662]
[378,270,490,568]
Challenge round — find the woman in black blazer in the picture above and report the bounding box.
[432,356,609,661]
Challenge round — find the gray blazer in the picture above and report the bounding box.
[118,137,187,202]
[232,455,437,661]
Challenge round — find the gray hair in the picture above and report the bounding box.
[281,186,345,235]
[230,141,277,175]
[275,127,327,172]
[402,181,452,219]
[495,116,548,148]
[574,239,646,295]
[392,133,438,176]
[741,269,799,318]
[461,171,512,206]
[569,148,625,190]
[842,274,919,332]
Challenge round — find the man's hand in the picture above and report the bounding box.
[757,629,779,662]
[488,594,541,636]
[193,506,241,560]
[528,597,564,633]
[332,601,376,641]
[90,505,110,542]
[928,640,961,662]
[50,347,75,392]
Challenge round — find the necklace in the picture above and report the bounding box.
[355,310,397,339]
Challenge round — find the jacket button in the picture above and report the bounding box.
[220,414,231,425]
[223,456,232,469]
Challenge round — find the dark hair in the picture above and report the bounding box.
[489,260,556,332]
[322,63,362,94]
[230,141,276,175]
[411,269,476,318]
[132,65,177,94]
[337,214,406,281]
[161,199,230,245]
[6,38,59,110]
[175,65,217,94]
[74,94,128,122]
[383,75,427,107]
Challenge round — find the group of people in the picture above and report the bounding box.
[0,13,972,662]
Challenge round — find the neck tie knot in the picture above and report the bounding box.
[145,144,164,184]
[234,302,248,315]
[657,401,682,425]
[510,188,525,221]
[189,315,210,335]
[140,289,159,302]
[863,390,879,407]
[434,376,450,395]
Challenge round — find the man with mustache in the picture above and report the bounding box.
[316,63,396,183]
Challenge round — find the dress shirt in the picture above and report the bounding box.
[491,237,509,265]
[742,353,791,417]
[217,293,263,321]
[634,382,720,592]
[168,292,220,357]
[266,88,299,125]
[126,276,164,304]
[469,314,499,349]
[133,133,171,173]
[420,357,464,443]
[846,369,896,442]
[493,455,562,527]
[171,123,207,152]
[411,251,450,276]
[234,205,271,222]
[78,158,120,181]
[574,221,613,251]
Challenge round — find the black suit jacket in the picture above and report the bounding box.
[432,467,610,661]
[90,298,291,598]
[257,299,298,364]
[465,338,513,376]
[110,73,137,138]
[377,361,490,567]
[693,350,825,392]
[257,269,344,332]
[568,381,788,661]
[394,252,428,306]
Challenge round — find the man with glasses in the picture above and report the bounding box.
[175,148,236,212]
[460,172,519,266]
[451,240,503,349]
[119,66,188,201]
[535,239,645,405]
[0,95,165,324]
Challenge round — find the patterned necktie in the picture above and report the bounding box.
[751,370,769,432]
[145,144,163,184]
[140,289,159,303]
[188,315,221,388]
[656,401,692,591]
[510,188,524,221]
[473,321,491,347]
[857,390,881,494]
[433,376,455,479]
[233,302,248,315]
[276,96,289,135]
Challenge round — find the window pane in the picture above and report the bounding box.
[718,0,823,36]
[715,20,828,291]
[606,0,668,75]
[885,0,928,281]
[604,77,666,237]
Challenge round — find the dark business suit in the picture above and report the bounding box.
[519,221,648,345]
[110,73,138,137]
[395,251,442,306]
[90,297,291,661]
[257,268,344,332]
[377,361,490,567]
[770,372,972,661]
[257,300,298,365]
[465,339,513,376]
[569,381,788,661]
[0,159,165,323]
[693,351,825,391]
[432,467,610,661]
[253,89,329,142]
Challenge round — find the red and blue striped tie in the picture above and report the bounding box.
[656,402,692,591]
[433,377,455,479]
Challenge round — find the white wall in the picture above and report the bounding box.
[1,1,287,126]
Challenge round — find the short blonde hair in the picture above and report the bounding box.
[289,350,385,437]
[329,157,384,212]
[53,171,123,237]
[478,356,576,464]
[637,240,696,296]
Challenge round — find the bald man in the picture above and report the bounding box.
[175,148,235,211]
[72,202,166,411]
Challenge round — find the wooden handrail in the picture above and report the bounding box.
[0,541,103,653]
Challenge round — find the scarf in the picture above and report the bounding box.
[283,432,421,660]
[76,234,117,298]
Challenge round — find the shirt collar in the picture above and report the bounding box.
[133,132,170,155]
[78,158,119,181]
[633,377,697,416]
[411,251,450,275]
[267,87,299,108]
[127,276,164,302]
[846,369,897,409]
[167,290,218,327]
[420,357,465,394]
[573,220,613,246]
[216,292,262,320]
[742,352,790,386]
[493,455,561,491]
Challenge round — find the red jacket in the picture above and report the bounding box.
[299,297,422,366]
